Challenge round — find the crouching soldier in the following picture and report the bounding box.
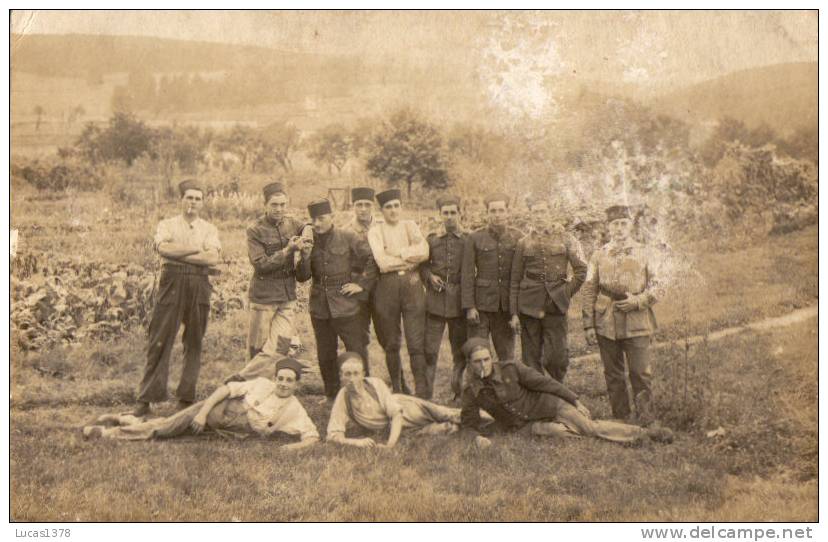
[582,204,662,424]
[326,352,466,449]
[459,338,672,448]
[420,195,468,399]
[510,196,587,382]
[84,358,319,451]
[296,198,378,400]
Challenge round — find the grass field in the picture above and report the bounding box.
[9,187,818,521]
[10,316,817,521]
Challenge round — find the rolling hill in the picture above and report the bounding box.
[649,62,817,135]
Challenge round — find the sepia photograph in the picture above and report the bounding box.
[7,8,820,526]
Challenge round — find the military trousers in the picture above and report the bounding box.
[247,301,296,360]
[311,314,369,398]
[531,402,646,443]
[372,271,427,397]
[519,312,569,382]
[468,310,515,362]
[597,335,653,420]
[138,269,211,404]
[96,398,251,440]
[424,313,468,399]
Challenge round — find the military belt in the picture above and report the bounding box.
[162,263,214,276]
[598,286,629,301]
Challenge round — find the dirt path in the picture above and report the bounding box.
[572,305,817,363]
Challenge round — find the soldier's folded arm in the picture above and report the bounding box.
[459,387,494,440]
[399,222,430,264]
[247,227,293,273]
[633,261,662,309]
[367,226,408,272]
[515,363,579,406]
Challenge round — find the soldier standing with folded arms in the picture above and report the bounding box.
[134,180,221,416]
[510,196,587,382]
[582,204,662,424]
[461,193,522,362]
[367,188,430,396]
[420,195,468,399]
[296,198,378,400]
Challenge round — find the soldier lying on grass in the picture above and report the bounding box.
[459,338,673,449]
[326,352,487,449]
[83,357,319,451]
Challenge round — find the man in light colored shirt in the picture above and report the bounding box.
[135,180,221,417]
[366,189,430,396]
[326,353,463,449]
[85,358,319,449]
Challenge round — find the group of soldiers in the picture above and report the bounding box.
[83,179,673,449]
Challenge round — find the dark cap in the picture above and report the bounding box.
[606,204,632,222]
[308,198,333,219]
[178,179,204,197]
[483,192,510,208]
[376,188,402,207]
[263,182,286,203]
[351,186,375,203]
[336,351,365,371]
[462,337,492,360]
[436,194,461,210]
[274,357,307,380]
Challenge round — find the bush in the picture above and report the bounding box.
[19,158,104,192]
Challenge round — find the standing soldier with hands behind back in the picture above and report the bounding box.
[582,204,662,425]
[510,196,587,382]
[461,193,523,362]
[134,180,222,417]
[420,195,468,399]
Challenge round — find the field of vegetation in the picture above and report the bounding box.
[9,42,818,519]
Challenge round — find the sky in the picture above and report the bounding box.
[10,10,817,89]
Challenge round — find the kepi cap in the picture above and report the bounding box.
[351,186,375,203]
[436,195,461,210]
[178,179,204,197]
[483,192,510,208]
[308,198,333,218]
[462,337,492,360]
[376,188,402,207]
[263,182,286,203]
[274,357,307,380]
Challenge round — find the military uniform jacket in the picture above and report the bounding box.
[419,228,466,319]
[460,360,579,433]
[296,227,378,320]
[510,229,588,318]
[581,240,660,340]
[461,225,523,313]
[247,215,307,305]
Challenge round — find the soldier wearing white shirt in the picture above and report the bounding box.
[86,358,319,450]
[366,189,430,396]
[135,180,221,417]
